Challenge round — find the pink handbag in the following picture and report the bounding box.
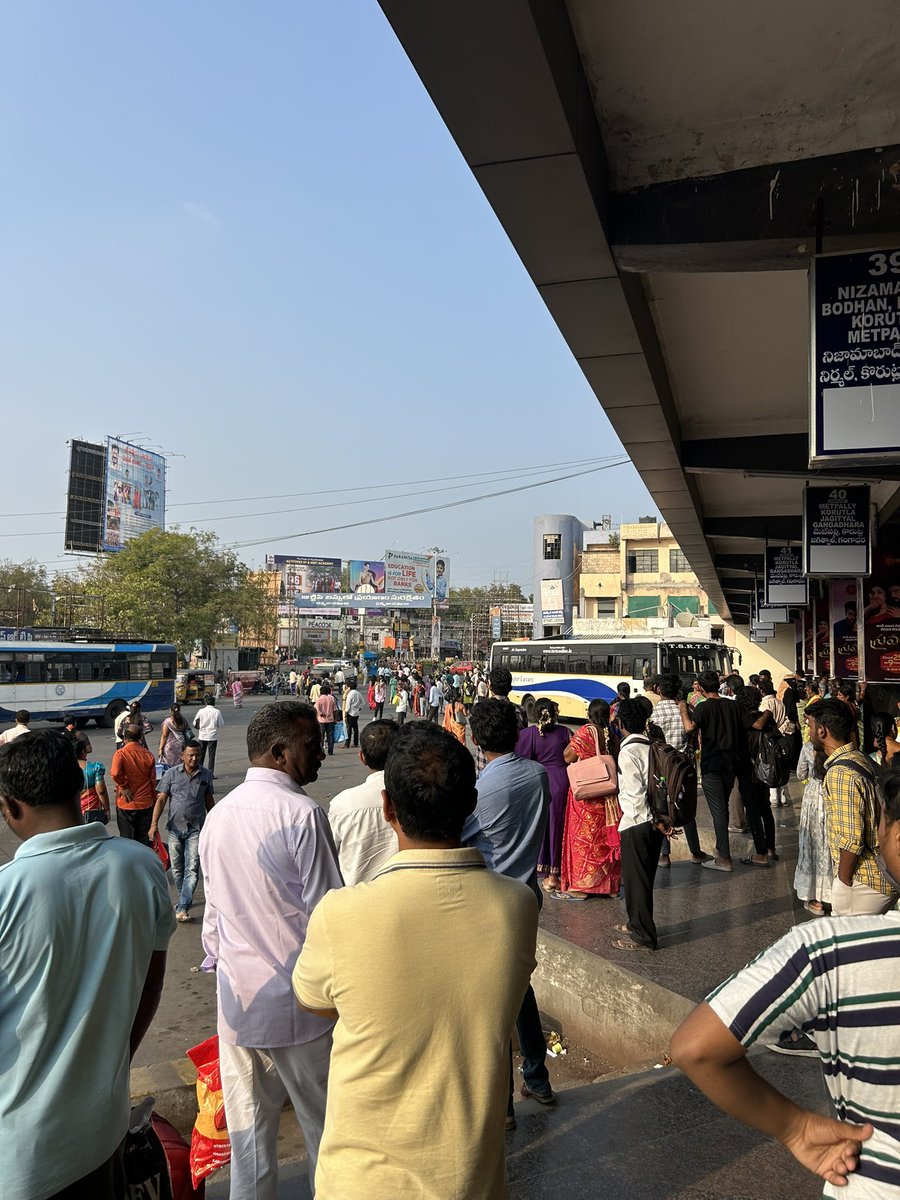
[566,726,618,801]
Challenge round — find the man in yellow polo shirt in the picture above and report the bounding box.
[293,721,538,1199]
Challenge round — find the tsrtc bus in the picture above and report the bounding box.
[490,631,733,722]
[0,638,178,726]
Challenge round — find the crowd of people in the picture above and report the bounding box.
[4,657,900,1198]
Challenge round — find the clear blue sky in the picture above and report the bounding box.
[1,1,654,590]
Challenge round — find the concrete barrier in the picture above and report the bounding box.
[532,929,693,1069]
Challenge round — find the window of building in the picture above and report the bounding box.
[594,598,616,616]
[626,550,658,573]
[669,549,690,573]
[542,534,562,560]
[627,595,660,618]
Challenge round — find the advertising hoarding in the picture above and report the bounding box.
[427,554,450,611]
[810,248,900,466]
[862,548,900,682]
[348,560,385,617]
[540,579,564,623]
[102,438,166,552]
[64,439,106,553]
[271,555,342,617]
[829,579,859,679]
[385,551,431,597]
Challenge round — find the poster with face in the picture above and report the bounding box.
[814,594,831,679]
[862,548,900,682]
[830,579,859,679]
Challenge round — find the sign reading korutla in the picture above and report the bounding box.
[811,248,900,466]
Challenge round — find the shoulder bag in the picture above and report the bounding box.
[566,725,618,801]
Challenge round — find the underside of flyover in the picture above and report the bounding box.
[377,0,900,633]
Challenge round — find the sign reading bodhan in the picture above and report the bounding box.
[765,546,807,606]
[803,486,871,577]
[811,248,900,466]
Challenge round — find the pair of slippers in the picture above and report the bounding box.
[611,923,654,951]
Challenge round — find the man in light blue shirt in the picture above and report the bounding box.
[465,699,554,1122]
[0,730,174,1200]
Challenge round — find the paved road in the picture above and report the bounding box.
[0,695,380,1070]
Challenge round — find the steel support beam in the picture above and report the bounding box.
[682,434,900,480]
[704,516,802,541]
[610,144,900,272]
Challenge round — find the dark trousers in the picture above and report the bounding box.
[346,715,359,747]
[663,818,702,858]
[46,1137,126,1200]
[620,821,664,949]
[374,701,385,719]
[738,771,776,855]
[508,983,551,1113]
[116,805,153,846]
[397,711,407,726]
[199,739,218,775]
[321,721,335,754]
[427,705,440,723]
[701,768,736,861]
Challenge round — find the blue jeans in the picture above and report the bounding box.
[168,828,201,913]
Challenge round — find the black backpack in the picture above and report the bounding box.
[755,729,794,788]
[633,736,698,827]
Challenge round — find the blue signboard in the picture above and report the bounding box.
[811,248,900,465]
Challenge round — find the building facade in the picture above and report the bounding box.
[579,519,709,622]
[532,514,589,638]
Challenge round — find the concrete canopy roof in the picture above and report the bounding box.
[377,0,900,622]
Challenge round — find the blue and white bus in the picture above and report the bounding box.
[0,635,177,727]
[490,631,732,722]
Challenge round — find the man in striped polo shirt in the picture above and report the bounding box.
[669,767,900,1196]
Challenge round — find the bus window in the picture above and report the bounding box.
[632,656,653,680]
[129,656,152,680]
[542,653,570,675]
[45,655,75,683]
[0,653,13,684]
[569,656,589,674]
[13,654,44,684]
[75,654,103,682]
[101,654,129,681]
[151,653,175,679]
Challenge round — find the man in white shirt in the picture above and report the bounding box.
[328,720,399,884]
[342,680,363,749]
[427,682,442,723]
[199,702,342,1197]
[0,709,30,745]
[612,698,673,952]
[193,695,224,778]
[288,669,298,696]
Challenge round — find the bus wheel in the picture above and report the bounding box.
[523,696,536,723]
[97,699,127,729]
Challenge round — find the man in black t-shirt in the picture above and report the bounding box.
[679,670,748,872]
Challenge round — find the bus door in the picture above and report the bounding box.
[629,644,655,692]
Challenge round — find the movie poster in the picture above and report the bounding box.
[862,548,900,682]
[829,580,859,679]
[102,437,166,551]
[813,594,831,679]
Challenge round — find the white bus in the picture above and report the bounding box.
[489,631,732,722]
[0,637,178,727]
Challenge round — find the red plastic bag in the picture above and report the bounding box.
[152,833,170,871]
[186,1036,231,1187]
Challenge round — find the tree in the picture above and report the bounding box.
[0,559,52,625]
[79,528,271,658]
[446,582,529,622]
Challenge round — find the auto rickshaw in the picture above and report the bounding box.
[175,669,217,704]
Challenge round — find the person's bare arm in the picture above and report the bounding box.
[130,950,167,1060]
[95,777,111,814]
[752,711,773,731]
[148,792,167,841]
[670,1002,871,1187]
[563,742,579,764]
[678,699,696,732]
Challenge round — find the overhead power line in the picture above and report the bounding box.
[230,459,630,550]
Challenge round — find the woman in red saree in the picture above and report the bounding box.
[557,698,621,899]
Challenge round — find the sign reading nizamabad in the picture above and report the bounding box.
[810,249,900,465]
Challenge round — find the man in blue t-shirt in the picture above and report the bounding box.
[0,731,174,1200]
